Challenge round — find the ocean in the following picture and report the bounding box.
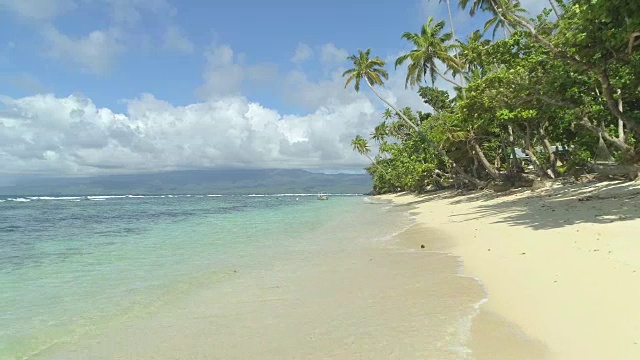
[0,194,485,359]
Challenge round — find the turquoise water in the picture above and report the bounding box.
[0,194,393,359]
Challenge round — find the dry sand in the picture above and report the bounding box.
[380,180,640,360]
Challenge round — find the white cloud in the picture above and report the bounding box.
[197,44,244,99]
[196,44,279,100]
[0,0,77,19]
[42,27,124,74]
[1,73,49,94]
[0,92,380,175]
[163,25,194,54]
[3,0,178,74]
[284,69,362,110]
[319,43,348,65]
[0,0,175,23]
[291,43,313,63]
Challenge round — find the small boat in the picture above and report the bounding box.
[317,192,329,200]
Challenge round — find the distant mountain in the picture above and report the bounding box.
[0,169,373,196]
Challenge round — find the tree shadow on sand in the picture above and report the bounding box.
[394,181,640,231]
[451,181,640,230]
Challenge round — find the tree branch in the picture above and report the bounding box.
[435,69,464,89]
[628,31,640,54]
[502,10,640,135]
[577,116,632,152]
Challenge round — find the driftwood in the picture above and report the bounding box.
[592,163,640,180]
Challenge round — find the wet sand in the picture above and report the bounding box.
[380,180,640,359]
[38,212,514,360]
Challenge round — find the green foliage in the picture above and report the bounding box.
[418,87,452,113]
[395,17,457,87]
[343,49,388,92]
[345,0,640,194]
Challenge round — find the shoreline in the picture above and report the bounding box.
[379,180,640,359]
[37,197,483,359]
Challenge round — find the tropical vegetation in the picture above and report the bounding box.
[345,0,640,194]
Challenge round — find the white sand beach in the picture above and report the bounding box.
[380,180,640,359]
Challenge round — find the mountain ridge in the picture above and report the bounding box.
[0,169,372,196]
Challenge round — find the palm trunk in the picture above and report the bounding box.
[548,0,561,18]
[539,127,558,178]
[471,139,501,180]
[507,124,519,171]
[617,89,625,143]
[489,0,511,35]
[472,156,479,179]
[365,153,388,176]
[523,124,546,178]
[434,69,464,89]
[445,0,466,98]
[364,78,483,187]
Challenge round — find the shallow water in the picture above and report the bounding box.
[0,195,485,359]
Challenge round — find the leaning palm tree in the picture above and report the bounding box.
[457,0,489,16]
[484,7,512,38]
[395,17,461,89]
[433,0,460,47]
[432,0,468,90]
[458,0,528,38]
[483,0,528,38]
[343,49,483,187]
[343,49,424,134]
[371,122,389,144]
[351,135,388,176]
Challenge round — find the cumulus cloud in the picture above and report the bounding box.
[284,69,363,111]
[42,27,124,74]
[0,36,433,177]
[283,44,428,115]
[0,92,380,175]
[1,0,174,23]
[197,44,245,98]
[291,43,313,63]
[163,25,194,54]
[319,43,348,65]
[196,44,279,99]
[1,73,49,94]
[3,0,179,74]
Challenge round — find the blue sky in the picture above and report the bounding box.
[0,0,546,176]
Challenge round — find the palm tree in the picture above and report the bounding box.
[432,0,467,91]
[483,7,512,38]
[457,30,491,72]
[343,49,424,134]
[395,17,460,88]
[457,0,493,16]
[382,108,395,121]
[458,0,528,38]
[483,0,528,38]
[351,135,387,176]
[371,122,388,144]
[433,0,460,49]
[343,49,483,187]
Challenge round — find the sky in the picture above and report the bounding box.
[0,0,548,177]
